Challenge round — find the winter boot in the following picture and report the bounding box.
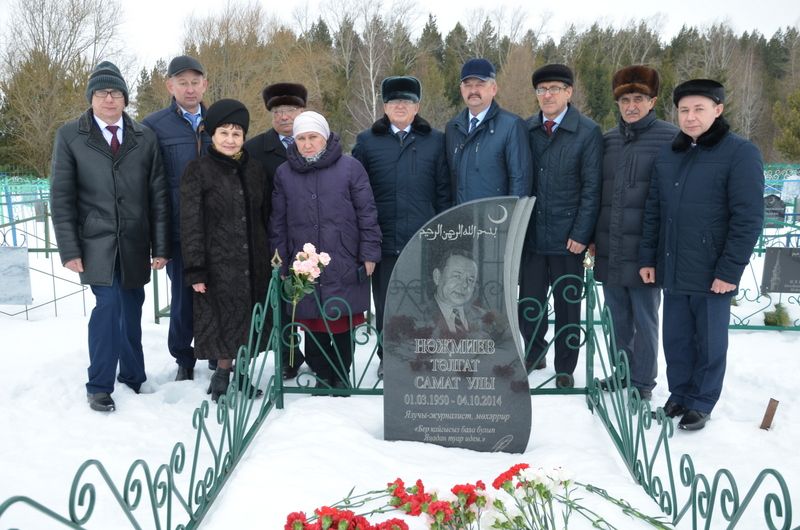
[207,367,231,403]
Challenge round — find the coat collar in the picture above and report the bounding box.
[671,116,730,152]
[455,100,500,133]
[78,109,142,159]
[529,104,579,134]
[371,114,432,135]
[618,110,657,143]
[286,133,343,173]
[259,128,286,155]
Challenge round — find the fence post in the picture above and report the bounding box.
[3,183,17,246]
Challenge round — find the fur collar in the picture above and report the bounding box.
[672,116,730,151]
[371,114,432,135]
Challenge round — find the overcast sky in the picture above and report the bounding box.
[0,0,797,72]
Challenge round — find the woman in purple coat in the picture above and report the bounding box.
[270,111,382,391]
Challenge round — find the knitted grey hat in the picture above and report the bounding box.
[86,61,129,105]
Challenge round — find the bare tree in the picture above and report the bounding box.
[0,0,123,176]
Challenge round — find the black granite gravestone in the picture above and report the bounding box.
[383,197,534,453]
[761,247,800,294]
[764,194,786,228]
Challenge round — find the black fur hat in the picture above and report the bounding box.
[381,76,421,103]
[205,99,249,136]
[261,83,308,110]
[612,65,660,99]
[532,64,574,87]
[672,79,725,107]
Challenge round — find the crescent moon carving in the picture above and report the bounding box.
[487,205,508,224]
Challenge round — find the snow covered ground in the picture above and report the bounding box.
[1,251,798,529]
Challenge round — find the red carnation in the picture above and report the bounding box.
[492,463,530,489]
[284,511,307,530]
[451,483,479,505]
[376,519,410,530]
[427,500,454,523]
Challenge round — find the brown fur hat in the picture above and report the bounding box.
[612,65,660,100]
[261,83,307,110]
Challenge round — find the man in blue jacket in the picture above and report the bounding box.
[143,55,211,382]
[353,76,452,378]
[639,79,764,431]
[519,64,603,388]
[445,58,531,204]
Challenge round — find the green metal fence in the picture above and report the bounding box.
[2,171,798,528]
[2,265,797,528]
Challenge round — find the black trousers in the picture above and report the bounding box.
[518,252,585,375]
[303,330,353,384]
[371,255,398,359]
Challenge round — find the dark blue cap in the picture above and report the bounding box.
[460,58,496,82]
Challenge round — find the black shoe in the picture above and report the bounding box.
[599,375,628,391]
[208,360,218,370]
[678,409,710,431]
[662,400,688,418]
[525,355,546,373]
[281,364,299,381]
[235,372,263,398]
[377,360,384,380]
[556,374,574,389]
[332,379,351,398]
[634,387,652,401]
[87,392,115,412]
[207,367,231,403]
[175,366,194,382]
[311,378,333,397]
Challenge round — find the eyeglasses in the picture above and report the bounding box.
[271,106,300,117]
[93,89,125,99]
[535,85,568,96]
[386,99,416,107]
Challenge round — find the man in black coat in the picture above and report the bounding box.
[519,64,603,388]
[640,79,764,431]
[352,76,452,378]
[143,55,211,382]
[50,61,170,412]
[244,82,307,379]
[591,65,678,401]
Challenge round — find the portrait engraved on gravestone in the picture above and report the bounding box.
[383,197,534,453]
[764,194,786,229]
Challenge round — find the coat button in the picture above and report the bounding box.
[311,194,317,199]
[244,270,250,276]
[674,182,679,187]
[314,224,318,229]
[243,243,248,249]
[241,217,246,222]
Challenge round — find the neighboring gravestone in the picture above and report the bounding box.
[0,246,33,305]
[761,247,800,294]
[764,194,786,228]
[383,197,534,453]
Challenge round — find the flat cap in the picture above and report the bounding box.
[672,79,725,106]
[168,55,205,77]
[381,76,421,103]
[532,64,574,87]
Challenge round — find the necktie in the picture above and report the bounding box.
[396,130,407,146]
[282,136,294,149]
[468,117,479,133]
[544,120,556,136]
[183,111,200,131]
[106,125,120,155]
[453,308,467,334]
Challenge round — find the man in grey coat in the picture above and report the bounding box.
[445,58,531,204]
[591,65,678,401]
[51,61,170,412]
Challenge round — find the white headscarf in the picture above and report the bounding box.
[292,111,330,139]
